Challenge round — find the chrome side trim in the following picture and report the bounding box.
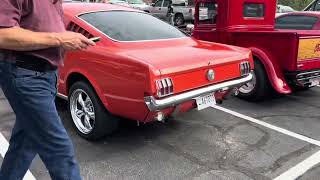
[57,93,68,101]
[144,73,254,111]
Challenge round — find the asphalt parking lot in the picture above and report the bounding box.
[0,86,320,180]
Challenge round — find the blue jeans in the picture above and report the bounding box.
[0,60,81,180]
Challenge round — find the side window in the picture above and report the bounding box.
[243,3,265,18]
[155,0,163,7]
[163,0,171,7]
[198,1,218,25]
[275,15,318,30]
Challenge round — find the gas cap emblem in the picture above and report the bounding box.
[207,69,215,81]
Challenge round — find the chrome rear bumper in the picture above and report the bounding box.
[144,73,253,111]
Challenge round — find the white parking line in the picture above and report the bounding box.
[211,105,320,146]
[211,105,320,180]
[274,150,320,180]
[0,132,36,180]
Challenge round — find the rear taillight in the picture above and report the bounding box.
[189,8,193,14]
[156,78,174,98]
[240,61,251,76]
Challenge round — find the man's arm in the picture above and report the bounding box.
[0,27,95,51]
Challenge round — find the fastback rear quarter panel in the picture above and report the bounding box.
[61,49,153,121]
[230,31,299,71]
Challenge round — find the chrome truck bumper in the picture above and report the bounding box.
[144,73,253,111]
[296,70,320,87]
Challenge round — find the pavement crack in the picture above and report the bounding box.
[151,140,213,168]
[264,144,318,174]
[286,96,320,109]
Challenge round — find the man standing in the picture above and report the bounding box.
[0,0,95,179]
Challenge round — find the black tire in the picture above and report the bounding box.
[174,14,185,26]
[237,59,272,101]
[69,81,119,140]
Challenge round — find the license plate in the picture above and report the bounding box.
[195,93,216,111]
[310,78,320,86]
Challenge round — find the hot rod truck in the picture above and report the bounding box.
[192,0,320,101]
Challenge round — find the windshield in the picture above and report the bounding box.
[79,11,186,41]
[127,0,144,4]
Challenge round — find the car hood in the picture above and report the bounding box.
[122,38,251,75]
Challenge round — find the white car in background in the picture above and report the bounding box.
[100,0,150,10]
[126,0,151,11]
[276,4,295,17]
[106,0,131,7]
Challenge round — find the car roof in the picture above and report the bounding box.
[277,11,320,18]
[63,2,140,16]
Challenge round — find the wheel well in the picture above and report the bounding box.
[66,73,92,95]
[252,55,266,72]
[252,55,272,86]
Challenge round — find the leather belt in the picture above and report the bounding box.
[14,54,57,72]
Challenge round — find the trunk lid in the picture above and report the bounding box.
[124,40,251,94]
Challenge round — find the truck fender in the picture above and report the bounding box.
[249,47,292,94]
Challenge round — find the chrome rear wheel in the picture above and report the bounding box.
[69,81,119,140]
[237,59,271,101]
[70,89,95,134]
[239,72,256,94]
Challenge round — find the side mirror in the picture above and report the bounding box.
[151,3,155,6]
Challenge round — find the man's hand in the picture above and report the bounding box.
[0,27,96,51]
[56,32,96,51]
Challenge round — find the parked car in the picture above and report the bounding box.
[276,12,320,30]
[60,3,253,140]
[101,0,150,10]
[304,0,320,11]
[192,0,320,101]
[126,0,151,11]
[104,0,131,7]
[146,0,198,26]
[276,4,295,17]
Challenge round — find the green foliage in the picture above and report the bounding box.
[278,0,313,10]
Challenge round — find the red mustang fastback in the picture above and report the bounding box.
[59,3,253,140]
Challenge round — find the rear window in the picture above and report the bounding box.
[275,15,318,30]
[243,3,265,18]
[79,11,186,41]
